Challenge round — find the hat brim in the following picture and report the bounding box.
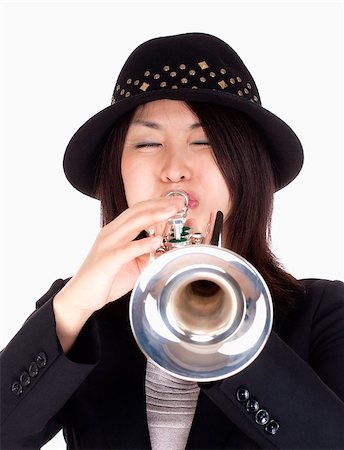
[63,89,303,197]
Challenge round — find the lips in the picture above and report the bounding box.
[163,189,199,209]
[184,191,199,209]
[173,191,199,209]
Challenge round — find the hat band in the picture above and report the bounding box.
[111,59,260,105]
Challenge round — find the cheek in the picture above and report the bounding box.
[121,156,133,187]
[204,162,231,214]
[121,157,154,206]
[217,181,231,217]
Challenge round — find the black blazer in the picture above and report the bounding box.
[1,278,344,449]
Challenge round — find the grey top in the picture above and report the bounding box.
[145,359,200,450]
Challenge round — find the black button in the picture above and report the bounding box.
[11,381,23,396]
[246,398,259,413]
[36,352,47,368]
[255,409,270,426]
[265,419,280,435]
[19,371,31,387]
[29,362,39,377]
[236,387,250,403]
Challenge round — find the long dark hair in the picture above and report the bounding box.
[96,101,304,326]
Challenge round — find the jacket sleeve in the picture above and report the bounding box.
[0,279,100,450]
[201,280,344,449]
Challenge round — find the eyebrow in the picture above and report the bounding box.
[131,119,202,130]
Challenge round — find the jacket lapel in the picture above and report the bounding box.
[94,296,152,449]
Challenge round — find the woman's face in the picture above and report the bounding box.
[121,99,231,235]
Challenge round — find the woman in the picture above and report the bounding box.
[1,32,343,450]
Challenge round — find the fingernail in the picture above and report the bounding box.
[148,228,155,237]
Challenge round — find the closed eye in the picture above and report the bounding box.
[191,141,211,146]
[135,142,162,149]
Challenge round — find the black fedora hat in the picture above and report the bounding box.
[63,32,303,198]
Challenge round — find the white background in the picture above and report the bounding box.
[1,1,343,448]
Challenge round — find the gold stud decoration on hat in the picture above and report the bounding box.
[218,80,228,89]
[140,82,150,91]
[198,61,209,70]
[110,56,263,106]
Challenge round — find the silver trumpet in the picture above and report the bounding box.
[129,191,273,382]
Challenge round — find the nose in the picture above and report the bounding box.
[160,148,192,183]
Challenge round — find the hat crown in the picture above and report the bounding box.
[112,33,260,105]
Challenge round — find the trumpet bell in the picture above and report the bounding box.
[130,245,273,382]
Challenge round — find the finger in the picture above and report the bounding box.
[117,196,184,230]
[101,198,184,245]
[145,219,169,239]
[125,195,186,224]
[111,235,163,270]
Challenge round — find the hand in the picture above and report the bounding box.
[53,196,184,352]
